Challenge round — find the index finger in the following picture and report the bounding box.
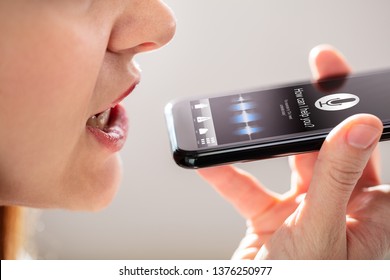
[197,165,278,219]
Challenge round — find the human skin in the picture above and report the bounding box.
[0,0,175,210]
[198,45,390,259]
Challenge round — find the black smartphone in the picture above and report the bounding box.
[165,69,390,168]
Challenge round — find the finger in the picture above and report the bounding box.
[289,44,353,194]
[355,146,381,188]
[232,198,300,260]
[300,114,383,230]
[232,233,263,260]
[197,165,278,219]
[347,185,390,259]
[288,147,380,197]
[308,44,381,193]
[309,44,352,80]
[249,194,302,239]
[289,152,318,194]
[348,146,381,202]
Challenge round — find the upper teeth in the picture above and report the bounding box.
[87,108,111,130]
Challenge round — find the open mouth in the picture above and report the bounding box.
[87,108,112,131]
[86,104,128,152]
[85,79,139,152]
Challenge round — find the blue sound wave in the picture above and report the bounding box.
[230,102,256,111]
[235,126,263,136]
[232,112,261,123]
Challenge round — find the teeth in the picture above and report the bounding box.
[87,108,111,130]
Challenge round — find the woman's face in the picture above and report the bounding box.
[0,0,175,210]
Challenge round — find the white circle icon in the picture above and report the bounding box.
[315,93,360,111]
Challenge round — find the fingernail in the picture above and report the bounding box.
[347,124,381,149]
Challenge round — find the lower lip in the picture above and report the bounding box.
[87,104,128,153]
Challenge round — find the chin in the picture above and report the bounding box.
[0,154,123,210]
[71,153,123,212]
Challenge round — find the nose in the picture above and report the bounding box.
[108,0,176,54]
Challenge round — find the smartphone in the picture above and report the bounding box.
[165,69,390,168]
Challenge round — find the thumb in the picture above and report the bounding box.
[299,114,382,230]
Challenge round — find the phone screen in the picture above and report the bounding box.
[190,70,390,149]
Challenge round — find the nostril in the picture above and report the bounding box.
[137,42,159,52]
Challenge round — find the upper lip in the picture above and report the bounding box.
[90,75,141,118]
[110,78,140,108]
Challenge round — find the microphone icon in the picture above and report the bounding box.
[318,97,357,108]
[315,93,360,111]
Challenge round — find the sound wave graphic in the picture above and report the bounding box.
[230,94,262,139]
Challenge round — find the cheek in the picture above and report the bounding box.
[0,18,100,139]
[0,16,116,209]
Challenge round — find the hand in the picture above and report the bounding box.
[198,45,390,259]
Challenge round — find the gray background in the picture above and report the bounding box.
[31,0,390,259]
